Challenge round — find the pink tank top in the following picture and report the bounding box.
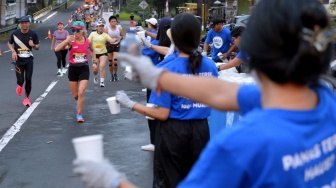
[69,38,90,66]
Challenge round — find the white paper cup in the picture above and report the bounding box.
[146,103,156,120]
[106,97,120,114]
[72,134,104,162]
[137,31,146,39]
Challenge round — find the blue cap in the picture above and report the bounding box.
[158,17,172,29]
[20,16,30,22]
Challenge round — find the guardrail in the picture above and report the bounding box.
[0,25,17,34]
[33,5,52,18]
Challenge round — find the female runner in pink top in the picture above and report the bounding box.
[55,21,95,123]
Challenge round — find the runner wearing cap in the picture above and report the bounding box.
[51,21,69,76]
[55,21,95,122]
[88,21,115,87]
[7,15,40,107]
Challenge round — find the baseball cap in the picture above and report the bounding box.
[71,21,85,29]
[57,21,64,25]
[145,18,158,26]
[20,16,30,22]
[158,17,172,29]
[210,18,223,28]
[97,21,104,26]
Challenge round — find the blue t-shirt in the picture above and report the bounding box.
[147,29,158,42]
[155,52,179,68]
[149,57,219,120]
[142,40,160,65]
[236,51,249,64]
[178,84,336,187]
[205,27,233,61]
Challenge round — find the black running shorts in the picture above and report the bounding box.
[106,45,120,53]
[68,65,90,81]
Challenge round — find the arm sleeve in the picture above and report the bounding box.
[205,30,212,44]
[237,85,261,115]
[33,32,39,45]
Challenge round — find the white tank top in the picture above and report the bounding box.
[107,26,120,38]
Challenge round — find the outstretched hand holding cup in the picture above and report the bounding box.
[117,53,165,90]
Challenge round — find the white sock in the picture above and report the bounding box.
[100,78,104,82]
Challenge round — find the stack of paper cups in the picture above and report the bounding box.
[72,134,104,162]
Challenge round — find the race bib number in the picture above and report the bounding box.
[18,48,31,58]
[73,53,87,63]
[94,44,104,53]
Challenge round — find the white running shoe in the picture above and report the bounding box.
[100,82,105,87]
[141,144,155,151]
[94,77,98,84]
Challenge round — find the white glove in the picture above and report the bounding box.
[73,159,125,188]
[201,51,207,56]
[140,36,152,48]
[117,53,164,90]
[116,91,136,109]
[135,26,144,32]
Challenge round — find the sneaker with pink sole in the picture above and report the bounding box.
[16,85,22,96]
[23,97,31,107]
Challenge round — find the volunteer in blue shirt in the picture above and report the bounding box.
[72,0,336,187]
[218,26,249,72]
[202,18,236,62]
[116,13,218,188]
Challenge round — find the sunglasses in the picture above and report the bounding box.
[72,29,81,33]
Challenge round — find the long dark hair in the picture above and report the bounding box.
[157,18,172,61]
[241,0,332,85]
[171,13,202,74]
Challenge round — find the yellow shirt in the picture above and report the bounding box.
[88,32,112,54]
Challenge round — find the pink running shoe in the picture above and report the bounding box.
[16,85,22,96]
[23,98,32,107]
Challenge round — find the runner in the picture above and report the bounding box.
[7,16,40,107]
[88,21,115,87]
[51,21,69,76]
[55,21,95,122]
[104,15,124,82]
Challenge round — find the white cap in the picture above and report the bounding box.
[145,18,158,26]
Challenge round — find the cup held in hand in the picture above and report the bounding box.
[106,97,120,114]
[145,103,156,120]
[137,31,146,40]
[72,134,104,162]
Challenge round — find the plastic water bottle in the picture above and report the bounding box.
[120,29,142,80]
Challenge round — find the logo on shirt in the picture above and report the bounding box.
[213,36,223,49]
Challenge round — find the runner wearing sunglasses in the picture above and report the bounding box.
[55,21,95,123]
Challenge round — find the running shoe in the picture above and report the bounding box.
[77,114,84,123]
[16,85,22,96]
[93,77,98,84]
[57,70,62,76]
[23,97,32,107]
[110,74,115,82]
[100,82,105,87]
[113,74,119,81]
[141,144,155,152]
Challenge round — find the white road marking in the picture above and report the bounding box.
[0,80,59,152]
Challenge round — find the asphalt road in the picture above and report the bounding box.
[0,1,153,187]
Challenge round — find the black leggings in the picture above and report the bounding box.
[55,50,68,69]
[15,63,33,98]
